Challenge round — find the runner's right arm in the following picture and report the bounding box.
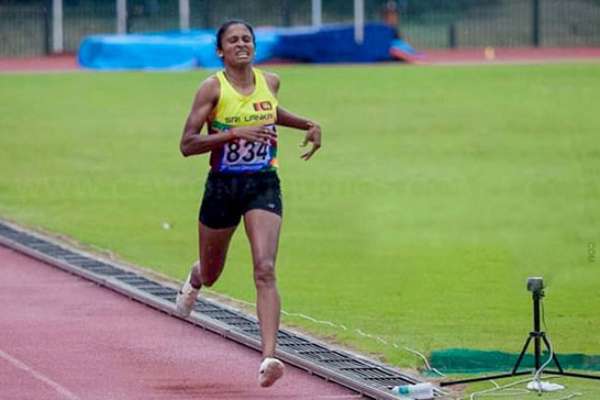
[180,77,276,157]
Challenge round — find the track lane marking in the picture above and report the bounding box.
[0,348,81,400]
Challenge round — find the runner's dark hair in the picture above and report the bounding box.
[216,20,256,51]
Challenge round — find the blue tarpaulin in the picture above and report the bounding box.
[274,24,396,63]
[79,29,278,70]
[78,24,416,70]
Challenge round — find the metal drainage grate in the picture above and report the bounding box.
[0,220,440,400]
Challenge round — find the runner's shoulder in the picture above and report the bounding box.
[262,71,280,95]
[194,75,220,105]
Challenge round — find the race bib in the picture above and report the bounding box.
[220,125,276,172]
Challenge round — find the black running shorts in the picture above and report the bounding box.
[199,171,283,229]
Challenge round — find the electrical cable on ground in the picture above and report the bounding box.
[204,290,587,400]
[204,288,447,383]
[531,299,555,393]
[462,298,586,400]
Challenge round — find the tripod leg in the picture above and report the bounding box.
[512,335,533,374]
[542,334,564,373]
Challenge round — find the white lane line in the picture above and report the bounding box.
[0,348,80,400]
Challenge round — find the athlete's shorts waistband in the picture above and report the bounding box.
[208,170,278,179]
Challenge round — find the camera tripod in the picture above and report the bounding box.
[441,286,600,387]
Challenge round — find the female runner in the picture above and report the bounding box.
[176,20,321,387]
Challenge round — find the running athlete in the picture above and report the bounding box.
[176,20,321,388]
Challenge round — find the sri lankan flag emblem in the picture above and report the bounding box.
[253,101,273,111]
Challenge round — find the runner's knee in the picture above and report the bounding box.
[254,260,276,288]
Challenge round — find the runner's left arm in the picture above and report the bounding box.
[276,106,322,161]
[264,71,321,160]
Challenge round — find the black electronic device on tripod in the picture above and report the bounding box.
[441,277,600,387]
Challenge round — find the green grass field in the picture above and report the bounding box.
[1,64,599,387]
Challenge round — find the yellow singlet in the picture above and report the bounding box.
[209,68,279,173]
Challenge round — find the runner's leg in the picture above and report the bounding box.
[193,222,237,288]
[243,209,282,358]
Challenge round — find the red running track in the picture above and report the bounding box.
[0,246,363,400]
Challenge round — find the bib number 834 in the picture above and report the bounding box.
[224,140,269,164]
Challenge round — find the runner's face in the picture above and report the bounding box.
[219,24,255,66]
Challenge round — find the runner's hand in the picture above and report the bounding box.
[230,126,276,143]
[301,122,321,161]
